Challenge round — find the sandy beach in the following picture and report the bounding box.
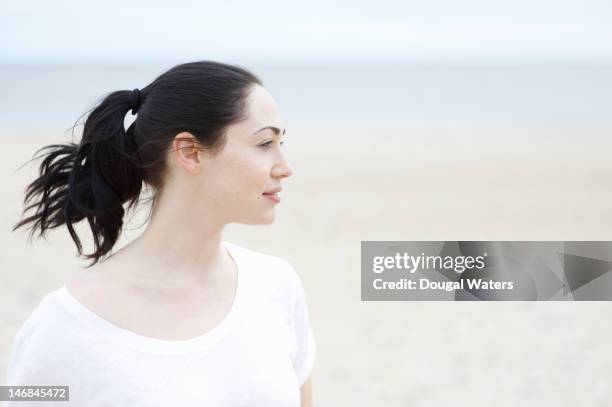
[2,126,612,406]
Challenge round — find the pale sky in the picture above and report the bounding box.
[2,0,611,64]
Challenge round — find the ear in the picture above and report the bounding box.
[172,132,201,174]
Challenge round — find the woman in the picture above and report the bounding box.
[6,61,315,406]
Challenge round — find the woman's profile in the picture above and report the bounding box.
[5,61,315,406]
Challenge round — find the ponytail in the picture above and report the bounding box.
[13,89,145,268]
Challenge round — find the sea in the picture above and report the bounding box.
[0,63,610,134]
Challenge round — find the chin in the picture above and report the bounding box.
[240,212,276,225]
[259,213,276,225]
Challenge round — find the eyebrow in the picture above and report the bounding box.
[253,126,286,136]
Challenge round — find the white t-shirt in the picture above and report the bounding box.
[3,241,316,407]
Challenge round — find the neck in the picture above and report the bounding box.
[109,185,230,287]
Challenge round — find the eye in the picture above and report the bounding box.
[258,140,285,149]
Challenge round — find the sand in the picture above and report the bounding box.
[2,126,612,406]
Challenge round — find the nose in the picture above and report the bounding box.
[271,157,293,179]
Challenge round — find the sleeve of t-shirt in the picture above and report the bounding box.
[2,313,58,407]
[3,332,74,407]
[287,262,316,388]
[3,317,46,381]
[3,336,40,387]
[3,295,65,385]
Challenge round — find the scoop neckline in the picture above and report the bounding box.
[55,240,244,355]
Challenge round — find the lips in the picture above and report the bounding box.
[263,187,282,195]
[263,187,282,204]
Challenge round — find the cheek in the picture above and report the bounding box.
[206,152,268,199]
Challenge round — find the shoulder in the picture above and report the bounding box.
[225,240,300,287]
[5,285,116,385]
[12,289,61,343]
[6,288,77,375]
[225,241,302,306]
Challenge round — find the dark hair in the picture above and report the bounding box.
[12,61,262,268]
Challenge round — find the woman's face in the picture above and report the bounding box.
[181,84,293,225]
